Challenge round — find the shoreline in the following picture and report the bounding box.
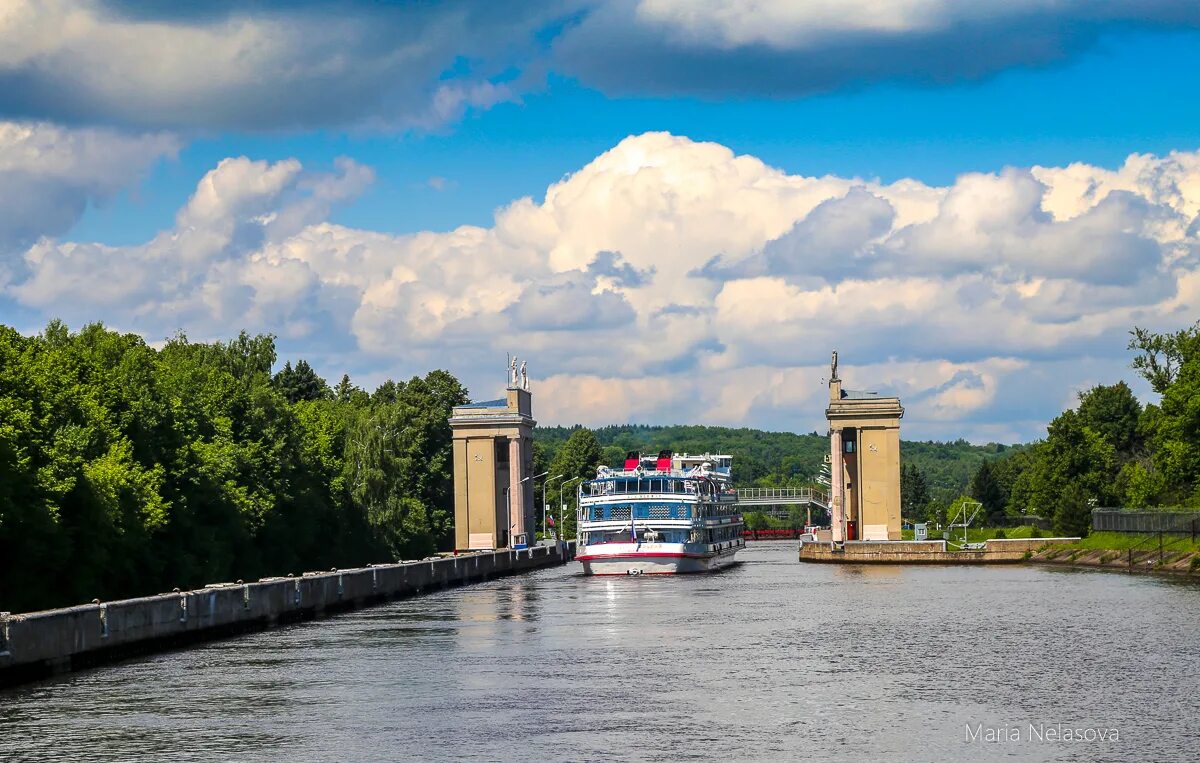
[1029,546,1200,578]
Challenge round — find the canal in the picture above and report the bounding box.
[2,542,1198,762]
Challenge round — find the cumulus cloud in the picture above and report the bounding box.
[8,132,1200,441]
[2,1,1199,129]
[11,154,371,339]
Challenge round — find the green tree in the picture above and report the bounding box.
[547,428,603,539]
[1054,483,1093,537]
[1128,322,1200,394]
[743,511,769,531]
[274,359,329,403]
[969,461,1006,524]
[1076,381,1142,457]
[900,463,930,521]
[0,321,469,613]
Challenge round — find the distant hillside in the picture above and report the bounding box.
[534,424,1024,502]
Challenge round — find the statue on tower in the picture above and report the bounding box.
[509,356,519,387]
[831,350,839,382]
[520,361,528,391]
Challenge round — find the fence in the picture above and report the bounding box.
[742,528,809,540]
[1092,509,1200,536]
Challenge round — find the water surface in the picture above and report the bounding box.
[2,542,1197,762]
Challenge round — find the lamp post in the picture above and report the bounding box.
[544,474,564,540]
[511,471,547,549]
[561,476,585,545]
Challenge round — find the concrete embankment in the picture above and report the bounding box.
[0,543,575,688]
[798,537,1078,564]
[1030,546,1200,577]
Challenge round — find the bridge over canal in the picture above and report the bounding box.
[735,487,829,520]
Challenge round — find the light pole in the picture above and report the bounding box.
[544,474,564,540]
[561,476,585,545]
[511,471,547,549]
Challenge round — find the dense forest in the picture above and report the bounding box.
[534,423,1021,501]
[0,321,466,613]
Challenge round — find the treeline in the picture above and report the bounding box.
[534,423,1018,500]
[0,321,466,613]
[908,322,1200,536]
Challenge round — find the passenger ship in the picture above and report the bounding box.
[575,451,744,575]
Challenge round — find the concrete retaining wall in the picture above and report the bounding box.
[0,542,574,688]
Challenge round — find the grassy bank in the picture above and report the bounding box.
[1063,531,1200,554]
[1032,531,1200,577]
[899,525,1046,542]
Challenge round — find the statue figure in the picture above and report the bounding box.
[520,361,528,391]
[509,356,518,387]
[831,350,839,381]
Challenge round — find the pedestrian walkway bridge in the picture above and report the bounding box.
[735,487,829,511]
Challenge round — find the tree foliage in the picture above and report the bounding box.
[546,428,603,539]
[994,322,1200,533]
[0,322,466,613]
[968,461,1006,524]
[900,463,931,521]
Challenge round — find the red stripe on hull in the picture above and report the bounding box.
[575,551,710,561]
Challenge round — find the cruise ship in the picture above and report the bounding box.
[574,451,744,575]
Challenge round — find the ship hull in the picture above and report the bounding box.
[577,543,741,576]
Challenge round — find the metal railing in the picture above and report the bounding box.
[735,487,829,507]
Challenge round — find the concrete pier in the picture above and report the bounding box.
[0,542,574,688]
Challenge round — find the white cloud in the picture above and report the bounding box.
[0,121,179,255]
[2,2,1197,132]
[0,0,556,130]
[554,0,1200,98]
[634,0,1056,48]
[8,132,1200,442]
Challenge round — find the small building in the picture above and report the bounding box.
[826,352,904,542]
[448,372,536,551]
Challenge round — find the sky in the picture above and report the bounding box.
[2,1,1200,443]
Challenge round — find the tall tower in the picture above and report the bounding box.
[826,351,904,543]
[449,361,536,550]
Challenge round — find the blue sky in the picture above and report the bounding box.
[3,1,1200,441]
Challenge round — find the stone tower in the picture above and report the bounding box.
[826,351,904,543]
[449,365,536,550]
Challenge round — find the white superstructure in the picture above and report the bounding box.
[575,451,744,575]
